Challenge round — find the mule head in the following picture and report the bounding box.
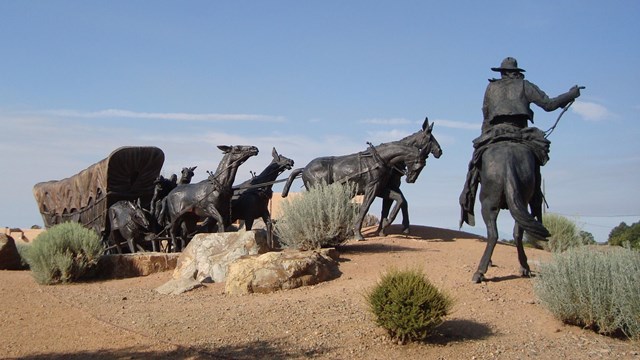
[404,153,426,184]
[272,147,294,171]
[423,124,443,159]
[401,116,442,159]
[179,166,197,184]
[130,199,151,230]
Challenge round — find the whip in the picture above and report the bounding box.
[544,86,585,138]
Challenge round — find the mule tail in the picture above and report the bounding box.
[504,172,550,239]
[281,168,303,197]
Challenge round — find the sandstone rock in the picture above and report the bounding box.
[97,252,179,279]
[225,248,340,295]
[172,230,270,283]
[0,234,23,270]
[155,277,203,295]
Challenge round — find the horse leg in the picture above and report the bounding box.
[245,218,254,231]
[473,204,499,283]
[354,189,377,241]
[513,223,531,277]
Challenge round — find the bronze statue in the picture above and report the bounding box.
[460,57,584,282]
[162,145,258,252]
[107,199,152,253]
[281,141,431,241]
[376,118,442,236]
[230,148,294,246]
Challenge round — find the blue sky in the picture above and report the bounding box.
[1,1,638,243]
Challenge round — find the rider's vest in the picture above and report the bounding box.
[483,79,533,127]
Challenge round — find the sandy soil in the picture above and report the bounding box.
[2,225,639,359]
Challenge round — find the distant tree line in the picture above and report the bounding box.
[608,220,640,249]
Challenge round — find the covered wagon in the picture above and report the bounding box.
[32,146,165,239]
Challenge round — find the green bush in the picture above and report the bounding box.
[534,246,640,339]
[544,213,593,252]
[274,181,359,250]
[608,221,640,249]
[23,222,104,285]
[366,268,453,344]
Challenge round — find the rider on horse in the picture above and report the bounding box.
[460,57,582,227]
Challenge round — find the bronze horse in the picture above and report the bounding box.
[472,141,550,283]
[162,145,258,252]
[281,142,428,241]
[376,118,442,236]
[230,147,294,245]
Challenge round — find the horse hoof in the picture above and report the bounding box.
[520,268,532,278]
[354,235,365,241]
[402,227,410,235]
[472,272,484,283]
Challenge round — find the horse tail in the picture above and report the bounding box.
[504,167,550,239]
[281,168,303,197]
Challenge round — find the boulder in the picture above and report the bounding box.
[0,234,23,270]
[172,230,270,283]
[97,253,180,279]
[225,248,340,295]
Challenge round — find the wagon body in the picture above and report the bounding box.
[32,146,165,237]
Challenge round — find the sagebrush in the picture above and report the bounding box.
[534,246,640,339]
[366,268,453,344]
[274,181,359,249]
[543,213,594,252]
[23,222,104,285]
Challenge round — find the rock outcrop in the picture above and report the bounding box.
[0,234,23,270]
[172,230,271,283]
[225,248,340,295]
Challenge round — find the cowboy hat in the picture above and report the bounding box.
[491,57,525,72]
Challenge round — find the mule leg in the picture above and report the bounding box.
[261,213,274,249]
[473,205,499,283]
[387,189,409,235]
[354,189,377,241]
[245,218,254,231]
[205,204,225,233]
[377,197,393,236]
[513,223,531,277]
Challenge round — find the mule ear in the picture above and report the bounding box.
[428,121,434,132]
[422,116,429,131]
[217,145,231,153]
[136,197,142,208]
[272,147,279,159]
[190,166,197,171]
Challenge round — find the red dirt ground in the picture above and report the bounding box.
[2,225,639,359]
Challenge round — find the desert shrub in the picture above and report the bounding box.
[544,213,590,252]
[534,246,640,339]
[14,242,31,269]
[366,268,453,344]
[23,222,104,285]
[274,181,359,250]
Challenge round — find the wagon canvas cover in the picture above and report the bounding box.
[33,146,164,232]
